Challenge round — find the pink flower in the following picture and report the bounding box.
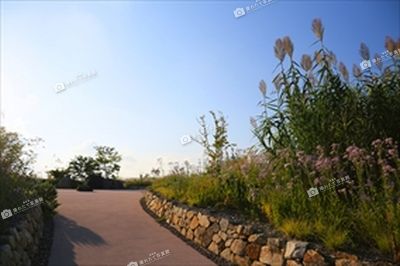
[384,138,393,146]
[315,157,332,172]
[388,149,397,157]
[346,145,363,161]
[331,156,340,165]
[372,139,382,148]
[382,164,395,176]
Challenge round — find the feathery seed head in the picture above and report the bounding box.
[301,54,312,71]
[385,36,396,53]
[360,42,370,60]
[274,38,286,62]
[259,80,267,97]
[283,36,294,59]
[312,18,324,41]
[339,62,349,82]
[352,64,362,78]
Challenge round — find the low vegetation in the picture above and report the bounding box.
[124,177,154,189]
[151,19,400,262]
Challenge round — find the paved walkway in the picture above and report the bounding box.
[48,189,216,266]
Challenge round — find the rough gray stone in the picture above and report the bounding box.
[251,261,266,266]
[209,216,218,223]
[248,234,262,242]
[236,225,244,234]
[286,260,302,266]
[334,252,359,266]
[219,231,228,241]
[303,249,327,266]
[194,226,206,239]
[202,223,219,247]
[208,241,220,255]
[219,218,229,232]
[234,254,250,266]
[186,211,195,219]
[220,248,234,262]
[259,245,283,265]
[180,227,186,236]
[246,243,261,260]
[186,229,194,240]
[225,238,233,247]
[284,241,308,259]
[267,238,283,251]
[243,225,253,235]
[230,239,247,256]
[198,214,210,228]
[259,245,273,264]
[189,216,199,230]
[212,234,221,244]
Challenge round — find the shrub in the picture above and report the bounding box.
[124,177,153,189]
[27,179,60,218]
[77,184,94,192]
[0,128,59,233]
[151,175,190,200]
[185,175,223,207]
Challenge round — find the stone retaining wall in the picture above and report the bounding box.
[144,192,393,266]
[0,207,44,266]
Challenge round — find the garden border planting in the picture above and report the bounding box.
[143,191,394,266]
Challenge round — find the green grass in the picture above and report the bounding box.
[124,177,154,189]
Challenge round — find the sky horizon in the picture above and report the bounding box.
[1,0,399,178]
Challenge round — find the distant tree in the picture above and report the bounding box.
[94,146,122,179]
[47,168,69,184]
[68,156,100,183]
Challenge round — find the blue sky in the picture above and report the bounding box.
[1,0,399,178]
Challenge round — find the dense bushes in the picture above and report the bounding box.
[77,184,94,192]
[27,178,59,218]
[124,177,154,189]
[151,19,400,262]
[0,127,59,234]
